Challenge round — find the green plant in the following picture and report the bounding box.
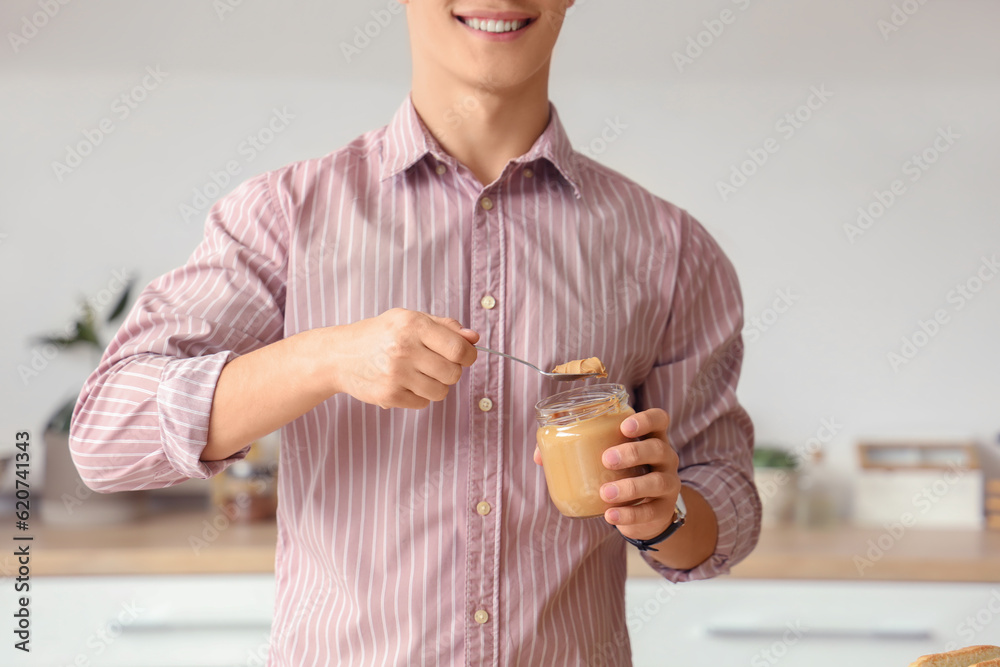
[753,446,799,469]
[33,277,135,433]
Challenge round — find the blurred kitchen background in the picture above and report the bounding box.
[1,0,999,665]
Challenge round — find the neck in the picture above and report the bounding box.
[410,66,551,186]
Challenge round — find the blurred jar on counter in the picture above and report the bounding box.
[211,435,279,522]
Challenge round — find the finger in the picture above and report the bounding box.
[620,408,670,441]
[411,347,466,387]
[600,470,678,505]
[427,316,482,345]
[533,446,542,466]
[427,315,464,331]
[602,437,678,473]
[604,497,675,529]
[401,366,455,403]
[421,324,479,367]
[369,385,432,411]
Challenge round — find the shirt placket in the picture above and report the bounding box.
[465,185,505,667]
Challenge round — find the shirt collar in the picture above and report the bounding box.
[380,95,584,198]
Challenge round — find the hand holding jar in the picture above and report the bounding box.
[534,386,681,542]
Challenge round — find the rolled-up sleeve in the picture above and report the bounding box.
[69,173,288,492]
[634,209,761,582]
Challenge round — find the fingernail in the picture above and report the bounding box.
[607,509,620,523]
[602,484,619,501]
[604,449,621,468]
[622,418,638,435]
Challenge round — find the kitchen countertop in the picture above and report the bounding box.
[3,510,998,581]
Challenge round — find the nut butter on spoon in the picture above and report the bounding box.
[473,347,604,381]
[550,357,608,379]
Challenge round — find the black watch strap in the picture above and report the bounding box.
[616,495,687,552]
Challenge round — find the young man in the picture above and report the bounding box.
[71,1,760,664]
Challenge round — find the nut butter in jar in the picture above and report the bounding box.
[535,384,642,518]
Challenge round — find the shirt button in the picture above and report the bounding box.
[436,164,447,176]
[480,295,496,310]
[478,397,493,412]
[474,610,490,624]
[476,501,492,516]
[480,197,494,211]
[523,168,534,178]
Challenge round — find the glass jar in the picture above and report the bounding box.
[535,383,642,518]
[210,442,278,522]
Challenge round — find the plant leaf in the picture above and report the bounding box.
[75,318,101,347]
[46,397,77,433]
[35,334,77,347]
[106,278,135,322]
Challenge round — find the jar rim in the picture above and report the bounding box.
[535,383,630,426]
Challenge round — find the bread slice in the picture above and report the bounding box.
[910,646,1000,667]
[970,661,1000,667]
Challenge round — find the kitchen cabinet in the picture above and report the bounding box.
[628,578,999,667]
[6,575,996,666]
[4,575,274,667]
[3,514,995,665]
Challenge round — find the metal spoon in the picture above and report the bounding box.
[474,346,602,381]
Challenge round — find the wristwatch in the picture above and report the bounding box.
[617,493,687,552]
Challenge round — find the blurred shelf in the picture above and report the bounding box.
[628,524,1000,582]
[3,510,997,581]
[2,510,276,577]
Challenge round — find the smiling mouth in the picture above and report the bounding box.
[456,16,534,34]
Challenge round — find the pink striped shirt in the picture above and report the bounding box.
[71,96,760,666]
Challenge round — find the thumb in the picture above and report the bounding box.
[457,328,480,344]
[427,314,480,344]
[428,315,464,331]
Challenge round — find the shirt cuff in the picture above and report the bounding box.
[156,350,250,480]
[639,463,762,582]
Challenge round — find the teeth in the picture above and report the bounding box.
[464,17,527,33]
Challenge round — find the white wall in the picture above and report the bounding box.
[2,0,999,481]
